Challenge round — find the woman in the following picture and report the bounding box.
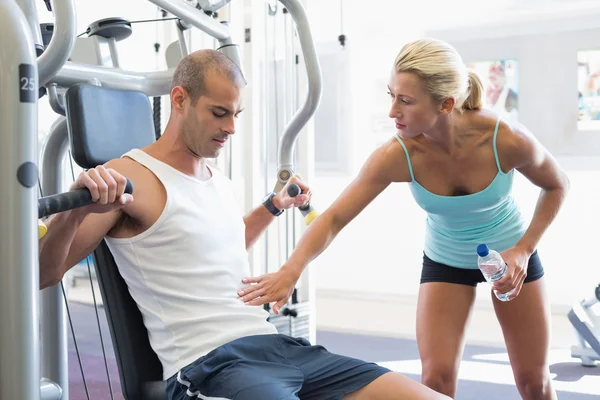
[238,38,568,400]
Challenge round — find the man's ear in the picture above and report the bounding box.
[171,86,187,114]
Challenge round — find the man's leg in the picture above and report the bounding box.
[166,335,305,400]
[277,335,451,400]
[342,372,451,400]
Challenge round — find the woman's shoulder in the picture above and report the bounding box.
[473,112,537,170]
[365,136,415,183]
[387,132,427,154]
[463,110,525,143]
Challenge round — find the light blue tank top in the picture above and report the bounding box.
[394,118,526,269]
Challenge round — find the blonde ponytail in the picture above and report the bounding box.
[394,38,484,112]
[461,71,483,111]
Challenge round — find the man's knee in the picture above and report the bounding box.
[343,371,453,400]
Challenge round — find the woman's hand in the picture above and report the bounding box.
[238,267,301,314]
[494,246,531,300]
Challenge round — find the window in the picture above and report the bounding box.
[313,42,351,175]
[577,49,600,131]
[259,41,351,176]
[467,58,520,122]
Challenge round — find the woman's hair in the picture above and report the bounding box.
[393,38,483,112]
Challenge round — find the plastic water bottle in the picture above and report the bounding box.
[476,244,514,302]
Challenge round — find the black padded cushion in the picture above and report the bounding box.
[65,83,166,399]
[64,83,157,168]
[93,242,167,400]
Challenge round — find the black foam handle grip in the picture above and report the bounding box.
[287,183,311,213]
[38,179,134,219]
[287,183,301,197]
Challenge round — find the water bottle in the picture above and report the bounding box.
[476,244,514,302]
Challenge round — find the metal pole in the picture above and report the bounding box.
[38,0,78,87]
[40,378,63,400]
[108,37,121,68]
[275,0,322,189]
[148,0,230,40]
[0,1,41,399]
[50,62,174,96]
[15,0,44,55]
[176,24,190,57]
[39,117,71,400]
[47,84,66,116]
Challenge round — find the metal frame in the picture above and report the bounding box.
[275,0,322,190]
[1,0,321,398]
[569,297,600,367]
[37,0,77,87]
[39,117,70,400]
[0,2,44,399]
[16,0,44,55]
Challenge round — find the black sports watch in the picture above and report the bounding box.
[262,192,284,216]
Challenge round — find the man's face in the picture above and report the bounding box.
[180,72,244,158]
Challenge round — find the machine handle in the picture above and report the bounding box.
[38,179,134,219]
[287,183,319,226]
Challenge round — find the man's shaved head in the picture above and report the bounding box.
[171,49,245,104]
[167,49,245,161]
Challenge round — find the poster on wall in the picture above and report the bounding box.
[467,59,519,122]
[577,50,600,130]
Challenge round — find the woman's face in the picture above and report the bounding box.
[387,71,442,139]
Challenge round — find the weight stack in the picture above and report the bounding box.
[267,301,311,340]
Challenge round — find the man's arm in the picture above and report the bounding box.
[39,163,133,288]
[243,176,311,250]
[243,195,282,250]
[39,209,122,288]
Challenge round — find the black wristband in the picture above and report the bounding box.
[262,192,283,216]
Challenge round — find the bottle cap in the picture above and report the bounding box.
[477,244,489,257]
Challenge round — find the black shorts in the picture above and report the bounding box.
[420,250,544,286]
[166,334,390,400]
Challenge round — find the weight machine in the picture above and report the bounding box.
[0,0,322,398]
[569,284,600,367]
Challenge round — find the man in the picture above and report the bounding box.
[39,49,449,400]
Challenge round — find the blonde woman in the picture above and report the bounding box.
[239,38,569,400]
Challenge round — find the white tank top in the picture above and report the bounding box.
[104,149,276,380]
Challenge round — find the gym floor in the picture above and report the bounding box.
[64,297,600,400]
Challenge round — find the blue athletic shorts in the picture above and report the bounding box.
[166,334,391,400]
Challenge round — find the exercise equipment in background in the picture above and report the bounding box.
[569,284,600,367]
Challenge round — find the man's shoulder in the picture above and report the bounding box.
[103,155,167,231]
[104,155,147,178]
